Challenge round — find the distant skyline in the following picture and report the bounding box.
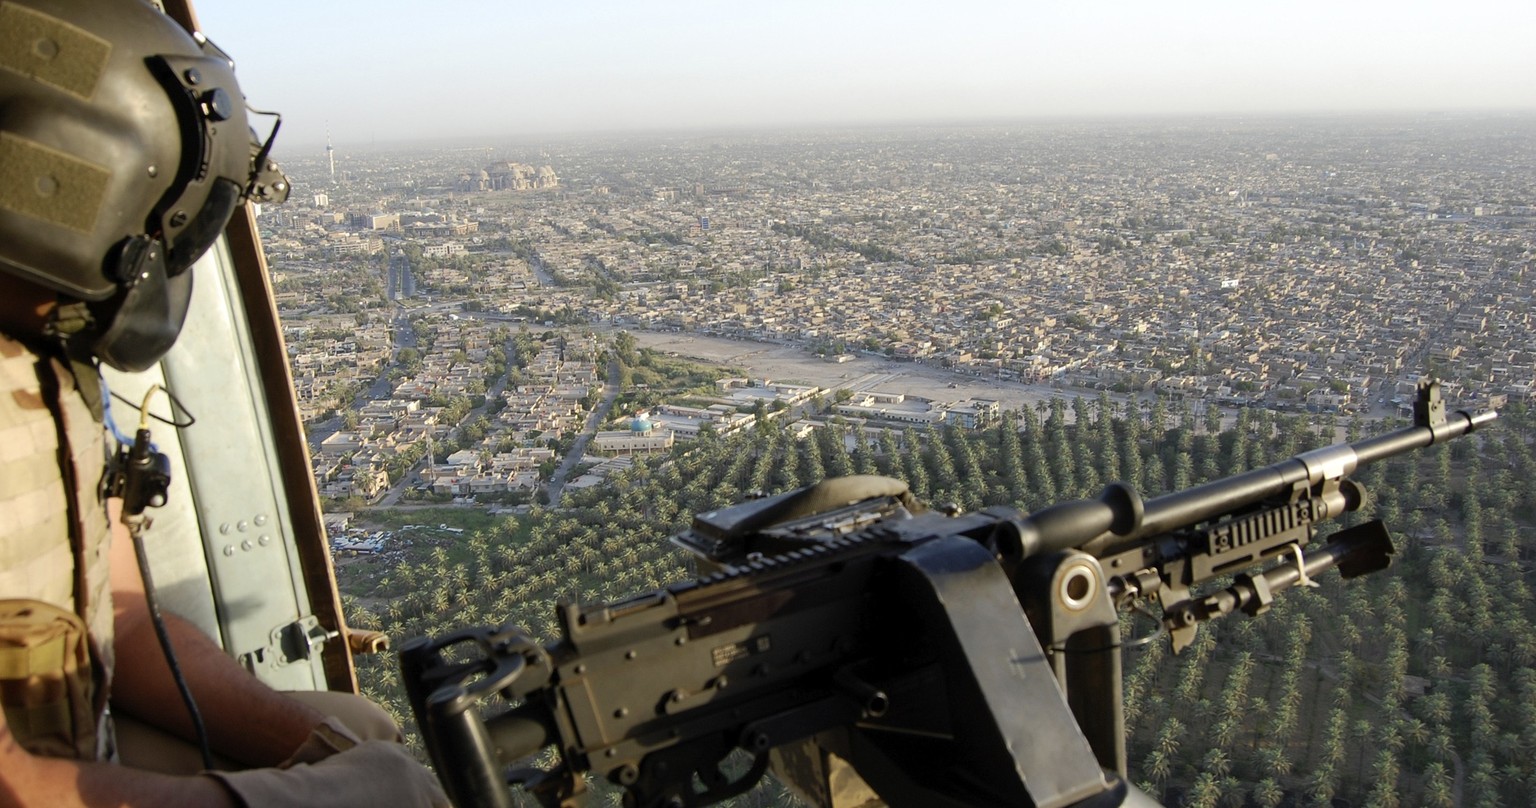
[193,0,1536,153]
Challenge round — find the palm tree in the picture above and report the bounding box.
[877,429,901,478]
[1497,761,1528,802]
[1418,692,1452,726]
[923,427,959,496]
[1142,748,1173,791]
[801,435,826,485]
[1251,777,1283,808]
[1427,731,1456,766]
[1420,761,1455,808]
[1212,717,1238,749]
[1256,742,1293,779]
[1363,748,1401,808]
[1306,765,1337,807]
[819,422,853,477]
[1466,756,1500,806]
[1200,748,1232,780]
[995,415,1024,500]
[852,443,877,476]
[1021,428,1055,507]
[1184,772,1221,808]
[1155,717,1185,759]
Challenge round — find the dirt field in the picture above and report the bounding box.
[629,332,1073,409]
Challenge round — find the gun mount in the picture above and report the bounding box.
[401,382,1494,808]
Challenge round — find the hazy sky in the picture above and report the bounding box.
[192,0,1536,151]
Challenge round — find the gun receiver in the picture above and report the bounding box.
[401,381,1494,808]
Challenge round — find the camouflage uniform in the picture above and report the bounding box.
[0,330,115,760]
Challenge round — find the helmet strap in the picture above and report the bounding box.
[42,301,106,423]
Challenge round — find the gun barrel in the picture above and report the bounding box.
[1075,404,1494,560]
[1136,406,1491,540]
[1352,407,1497,466]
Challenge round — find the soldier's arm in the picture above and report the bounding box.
[107,500,327,767]
[0,710,236,808]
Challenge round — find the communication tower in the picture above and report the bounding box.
[326,129,336,184]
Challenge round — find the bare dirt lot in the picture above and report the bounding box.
[628,332,1072,410]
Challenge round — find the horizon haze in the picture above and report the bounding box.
[193,0,1536,153]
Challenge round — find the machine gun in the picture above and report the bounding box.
[400,382,1494,808]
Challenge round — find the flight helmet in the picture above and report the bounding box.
[0,0,288,371]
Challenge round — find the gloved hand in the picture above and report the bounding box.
[279,715,362,767]
[205,740,449,808]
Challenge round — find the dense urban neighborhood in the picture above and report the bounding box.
[260,116,1535,511]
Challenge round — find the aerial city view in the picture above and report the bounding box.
[269,118,1534,509]
[251,116,1535,804]
[1,1,1531,806]
[195,0,1535,802]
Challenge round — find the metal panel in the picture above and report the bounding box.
[145,239,324,691]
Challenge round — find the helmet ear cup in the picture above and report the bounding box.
[89,236,193,373]
[165,178,242,276]
[144,48,253,276]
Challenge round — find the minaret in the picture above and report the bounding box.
[326,130,336,184]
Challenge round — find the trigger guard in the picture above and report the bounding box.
[629,737,773,808]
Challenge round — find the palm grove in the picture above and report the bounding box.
[348,386,1536,807]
